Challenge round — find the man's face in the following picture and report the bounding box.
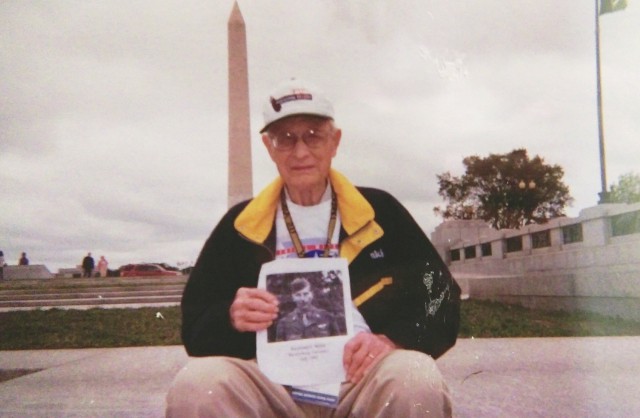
[262,115,341,194]
[292,284,314,309]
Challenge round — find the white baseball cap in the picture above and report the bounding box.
[259,78,334,133]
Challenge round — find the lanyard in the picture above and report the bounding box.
[280,187,338,258]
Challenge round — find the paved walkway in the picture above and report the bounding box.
[1,336,639,417]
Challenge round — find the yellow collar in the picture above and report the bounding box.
[234,169,375,244]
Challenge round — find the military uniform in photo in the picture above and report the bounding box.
[276,304,340,341]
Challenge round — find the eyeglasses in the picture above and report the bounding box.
[268,128,331,151]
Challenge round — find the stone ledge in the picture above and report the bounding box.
[2,265,53,280]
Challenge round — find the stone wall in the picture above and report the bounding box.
[2,265,53,280]
[431,202,640,320]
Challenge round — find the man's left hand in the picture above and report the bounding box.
[343,332,397,384]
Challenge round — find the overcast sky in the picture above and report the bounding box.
[2,1,638,272]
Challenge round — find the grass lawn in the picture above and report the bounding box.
[1,299,639,350]
[459,299,640,338]
[0,307,182,350]
[0,300,640,350]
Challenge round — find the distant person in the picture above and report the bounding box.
[82,252,95,278]
[0,250,4,279]
[18,252,29,266]
[97,256,109,278]
[275,277,341,342]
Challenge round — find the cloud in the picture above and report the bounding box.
[1,1,637,271]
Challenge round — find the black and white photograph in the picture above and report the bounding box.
[256,258,354,388]
[266,270,347,343]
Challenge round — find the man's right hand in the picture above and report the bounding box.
[229,287,279,332]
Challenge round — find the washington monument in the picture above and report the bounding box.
[227,1,253,208]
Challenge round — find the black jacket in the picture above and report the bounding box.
[181,170,460,360]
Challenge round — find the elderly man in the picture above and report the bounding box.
[166,78,461,417]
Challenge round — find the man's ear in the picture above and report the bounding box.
[262,134,276,161]
[331,129,342,158]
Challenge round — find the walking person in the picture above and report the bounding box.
[82,252,95,278]
[97,256,109,278]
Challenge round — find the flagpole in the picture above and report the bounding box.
[595,0,609,203]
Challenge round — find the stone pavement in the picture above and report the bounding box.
[0,336,638,417]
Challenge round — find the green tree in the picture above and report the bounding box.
[608,172,640,204]
[434,149,573,229]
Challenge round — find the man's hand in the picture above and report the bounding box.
[229,288,279,332]
[343,332,397,384]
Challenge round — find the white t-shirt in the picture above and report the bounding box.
[275,185,370,334]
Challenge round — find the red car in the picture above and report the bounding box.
[120,264,181,277]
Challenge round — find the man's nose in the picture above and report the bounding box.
[291,137,312,157]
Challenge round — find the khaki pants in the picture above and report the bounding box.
[166,350,451,417]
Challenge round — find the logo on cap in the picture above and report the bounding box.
[270,92,313,113]
[270,97,282,112]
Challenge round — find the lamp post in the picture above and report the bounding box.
[519,180,536,190]
[516,179,537,227]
